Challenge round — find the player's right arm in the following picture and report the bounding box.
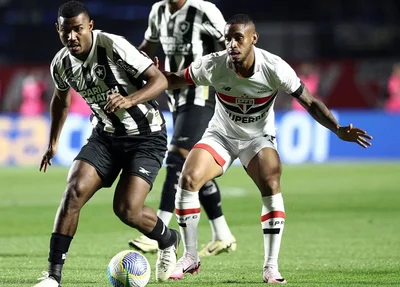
[40,62,72,172]
[139,2,162,58]
[164,55,215,90]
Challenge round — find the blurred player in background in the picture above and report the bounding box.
[34,1,180,286]
[159,14,373,283]
[128,0,236,257]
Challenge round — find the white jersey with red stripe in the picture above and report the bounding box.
[185,47,301,139]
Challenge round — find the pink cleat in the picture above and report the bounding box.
[169,252,200,280]
[263,266,287,284]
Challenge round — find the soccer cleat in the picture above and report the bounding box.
[156,229,180,281]
[33,272,60,287]
[128,235,158,253]
[263,266,287,284]
[169,252,201,280]
[198,235,237,257]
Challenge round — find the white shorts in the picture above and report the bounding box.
[193,128,278,173]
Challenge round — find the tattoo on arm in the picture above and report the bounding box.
[296,87,340,134]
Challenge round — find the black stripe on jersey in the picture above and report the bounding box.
[201,13,218,55]
[182,6,198,106]
[157,4,165,27]
[62,56,78,90]
[97,47,128,135]
[263,228,281,234]
[218,92,278,115]
[111,49,153,134]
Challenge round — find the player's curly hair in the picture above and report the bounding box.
[226,14,255,27]
[58,1,90,19]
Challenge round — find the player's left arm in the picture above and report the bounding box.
[275,58,372,148]
[294,84,372,148]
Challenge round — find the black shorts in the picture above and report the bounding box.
[171,105,215,150]
[75,127,167,188]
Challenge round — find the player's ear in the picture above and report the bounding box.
[252,32,259,45]
[88,19,94,31]
[55,22,59,33]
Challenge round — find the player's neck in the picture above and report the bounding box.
[168,0,187,14]
[73,33,93,62]
[234,50,255,78]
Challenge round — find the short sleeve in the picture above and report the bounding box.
[273,57,301,94]
[50,59,69,91]
[186,56,214,86]
[201,3,225,42]
[112,37,153,78]
[144,3,162,43]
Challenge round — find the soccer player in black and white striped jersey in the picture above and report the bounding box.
[34,1,180,286]
[128,0,237,258]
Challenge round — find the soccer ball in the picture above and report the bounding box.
[107,250,151,287]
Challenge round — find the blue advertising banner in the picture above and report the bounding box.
[0,111,397,166]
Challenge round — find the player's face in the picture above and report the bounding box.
[56,13,93,58]
[224,24,258,64]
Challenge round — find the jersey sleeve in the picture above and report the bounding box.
[144,3,161,43]
[112,37,154,78]
[272,57,301,94]
[186,55,215,86]
[50,57,69,91]
[201,3,225,42]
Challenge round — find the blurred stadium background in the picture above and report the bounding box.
[0,1,399,286]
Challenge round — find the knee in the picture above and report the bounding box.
[61,180,89,214]
[113,203,142,228]
[261,173,281,195]
[179,168,204,191]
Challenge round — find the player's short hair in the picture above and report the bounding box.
[58,1,90,20]
[226,14,255,28]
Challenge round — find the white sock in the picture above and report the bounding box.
[209,216,233,241]
[157,210,173,226]
[175,187,200,257]
[261,193,285,269]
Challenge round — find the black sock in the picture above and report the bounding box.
[48,232,73,283]
[199,179,223,220]
[145,217,176,249]
[158,151,185,212]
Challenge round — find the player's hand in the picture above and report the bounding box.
[153,56,159,69]
[104,93,132,113]
[40,146,57,172]
[337,124,373,148]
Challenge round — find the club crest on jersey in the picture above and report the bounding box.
[236,98,255,114]
[93,65,106,80]
[178,21,190,34]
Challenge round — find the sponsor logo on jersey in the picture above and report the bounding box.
[160,37,192,55]
[93,65,106,80]
[79,85,120,104]
[53,71,69,90]
[114,57,138,76]
[225,110,268,123]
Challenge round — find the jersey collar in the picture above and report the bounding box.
[226,47,261,76]
[69,30,99,68]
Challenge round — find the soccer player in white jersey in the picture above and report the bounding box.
[33,2,180,286]
[159,14,373,283]
[128,0,236,257]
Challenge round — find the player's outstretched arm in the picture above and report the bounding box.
[296,86,373,148]
[40,88,71,172]
[162,70,192,90]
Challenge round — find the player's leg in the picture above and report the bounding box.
[171,132,235,279]
[115,130,179,282]
[34,129,115,287]
[34,161,103,287]
[240,135,286,284]
[171,106,235,256]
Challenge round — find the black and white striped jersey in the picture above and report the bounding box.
[50,30,165,136]
[144,0,225,111]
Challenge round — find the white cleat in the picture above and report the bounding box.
[156,229,180,281]
[169,252,200,280]
[128,235,158,253]
[199,235,237,256]
[263,266,287,284]
[33,272,60,287]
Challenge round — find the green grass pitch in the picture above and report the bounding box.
[0,163,399,286]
